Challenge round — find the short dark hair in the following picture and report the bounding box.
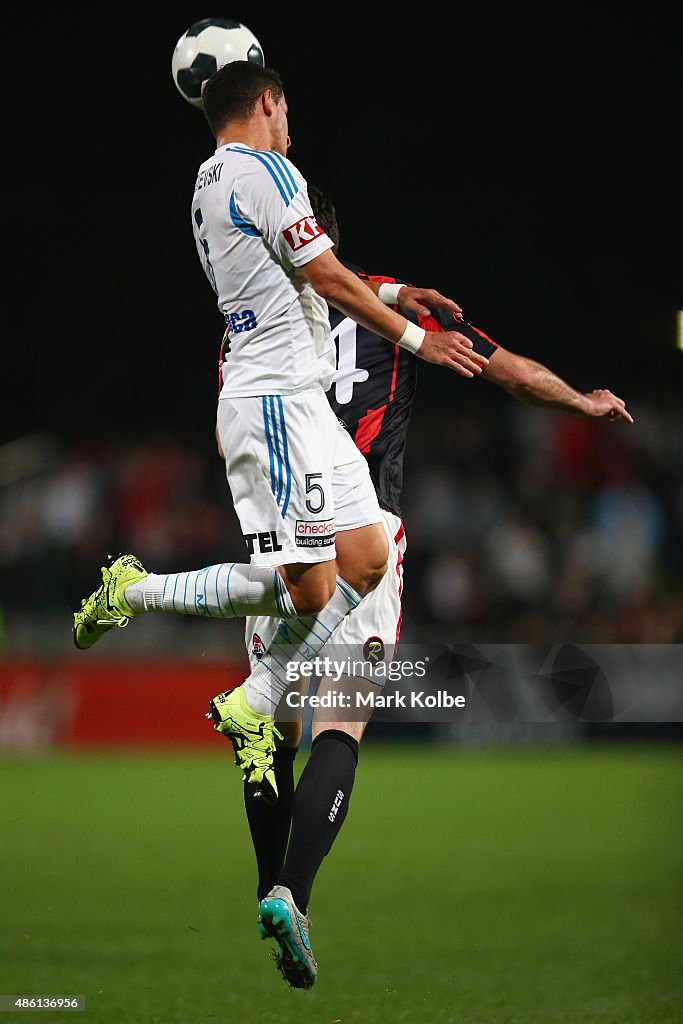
[201,61,284,136]
[308,185,340,252]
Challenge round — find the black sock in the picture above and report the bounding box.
[244,745,297,902]
[277,729,359,914]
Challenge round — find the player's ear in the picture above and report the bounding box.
[261,89,276,116]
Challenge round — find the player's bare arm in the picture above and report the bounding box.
[482,347,634,423]
[300,249,488,379]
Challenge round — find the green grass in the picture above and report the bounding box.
[0,743,681,1023]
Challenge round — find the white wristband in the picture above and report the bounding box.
[377,282,403,305]
[397,320,425,354]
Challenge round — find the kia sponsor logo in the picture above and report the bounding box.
[295,518,336,547]
[283,216,325,251]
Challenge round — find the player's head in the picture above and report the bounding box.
[308,185,340,252]
[202,61,288,154]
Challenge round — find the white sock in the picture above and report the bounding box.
[242,575,362,716]
[124,564,296,619]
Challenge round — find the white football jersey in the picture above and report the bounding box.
[191,142,336,397]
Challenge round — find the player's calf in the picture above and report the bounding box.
[278,561,337,616]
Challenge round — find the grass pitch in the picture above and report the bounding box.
[1,742,681,1023]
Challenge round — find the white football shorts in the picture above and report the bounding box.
[217,386,382,568]
[245,509,407,672]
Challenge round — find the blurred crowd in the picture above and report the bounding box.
[401,394,683,644]
[1,393,682,653]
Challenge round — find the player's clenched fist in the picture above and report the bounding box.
[418,330,490,378]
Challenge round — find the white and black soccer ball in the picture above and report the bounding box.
[171,18,265,108]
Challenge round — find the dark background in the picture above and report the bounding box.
[1,4,682,651]
[4,4,681,445]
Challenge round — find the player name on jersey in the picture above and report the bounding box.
[195,162,224,191]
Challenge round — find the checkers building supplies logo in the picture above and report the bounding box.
[295,519,335,547]
[283,216,325,251]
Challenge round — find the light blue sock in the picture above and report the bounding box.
[242,576,362,715]
[124,563,296,619]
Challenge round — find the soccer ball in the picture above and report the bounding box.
[171,17,265,108]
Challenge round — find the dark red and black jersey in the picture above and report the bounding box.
[325,261,499,516]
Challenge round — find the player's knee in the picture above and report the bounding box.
[311,717,367,744]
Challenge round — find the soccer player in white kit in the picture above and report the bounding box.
[70,63,634,989]
[72,60,491,982]
[73,60,487,739]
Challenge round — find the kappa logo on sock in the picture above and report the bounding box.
[252,633,265,660]
[328,789,345,823]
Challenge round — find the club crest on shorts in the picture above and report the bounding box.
[252,632,265,660]
[363,636,385,663]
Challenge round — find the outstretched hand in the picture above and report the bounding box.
[583,389,634,423]
[418,331,489,378]
[398,286,463,321]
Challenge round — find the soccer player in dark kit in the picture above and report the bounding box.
[242,185,633,989]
